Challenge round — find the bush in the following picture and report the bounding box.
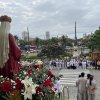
[21,54,39,61]
[65,52,73,58]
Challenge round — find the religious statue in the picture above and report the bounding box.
[0,15,21,79]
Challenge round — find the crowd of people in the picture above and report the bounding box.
[48,58,94,70]
[76,72,97,100]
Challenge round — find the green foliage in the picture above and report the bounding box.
[33,36,73,48]
[39,93,61,100]
[32,93,61,100]
[14,35,19,41]
[65,52,73,58]
[17,62,61,100]
[60,35,73,47]
[80,52,91,57]
[21,53,39,61]
[9,91,22,100]
[34,37,42,48]
[88,28,100,50]
[40,37,58,46]
[19,39,30,46]
[38,45,66,59]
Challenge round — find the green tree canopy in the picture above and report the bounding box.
[88,28,100,50]
[37,44,66,59]
[34,37,42,48]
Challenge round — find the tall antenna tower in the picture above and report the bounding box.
[75,21,77,45]
[27,27,29,42]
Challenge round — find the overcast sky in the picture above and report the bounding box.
[0,0,100,39]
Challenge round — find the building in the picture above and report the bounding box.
[22,31,29,41]
[83,33,92,39]
[46,31,50,40]
[91,51,100,60]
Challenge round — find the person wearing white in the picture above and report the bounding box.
[59,60,62,69]
[52,60,56,69]
[70,59,74,69]
[82,61,87,69]
[86,75,97,100]
[61,60,64,69]
[54,77,63,98]
[64,59,67,68]
[49,60,52,70]
[75,60,79,69]
[67,61,70,69]
[56,59,59,70]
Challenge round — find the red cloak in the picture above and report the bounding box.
[0,33,21,78]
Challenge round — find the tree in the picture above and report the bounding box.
[60,35,67,47]
[34,37,42,49]
[60,35,73,47]
[51,37,58,45]
[19,40,29,46]
[14,35,19,41]
[37,44,66,59]
[88,28,100,50]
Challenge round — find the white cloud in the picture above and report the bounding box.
[0,0,100,39]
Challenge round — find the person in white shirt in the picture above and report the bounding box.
[67,61,70,69]
[56,59,59,70]
[82,60,87,69]
[86,75,97,100]
[70,59,74,69]
[54,77,62,98]
[49,60,52,70]
[75,60,79,69]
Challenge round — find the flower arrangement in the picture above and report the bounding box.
[0,76,24,100]
[0,60,61,100]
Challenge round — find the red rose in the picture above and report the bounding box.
[43,80,53,88]
[34,65,43,69]
[34,65,40,69]
[15,78,21,84]
[18,63,21,67]
[15,78,24,90]
[47,70,54,78]
[16,82,24,91]
[0,81,12,92]
[36,86,44,94]
[27,69,31,76]
[54,87,57,91]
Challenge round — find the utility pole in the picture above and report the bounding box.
[75,21,77,46]
[27,27,29,42]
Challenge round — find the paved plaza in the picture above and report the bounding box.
[52,69,100,100]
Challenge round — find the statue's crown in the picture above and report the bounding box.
[0,15,11,22]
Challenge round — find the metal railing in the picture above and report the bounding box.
[61,85,70,100]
